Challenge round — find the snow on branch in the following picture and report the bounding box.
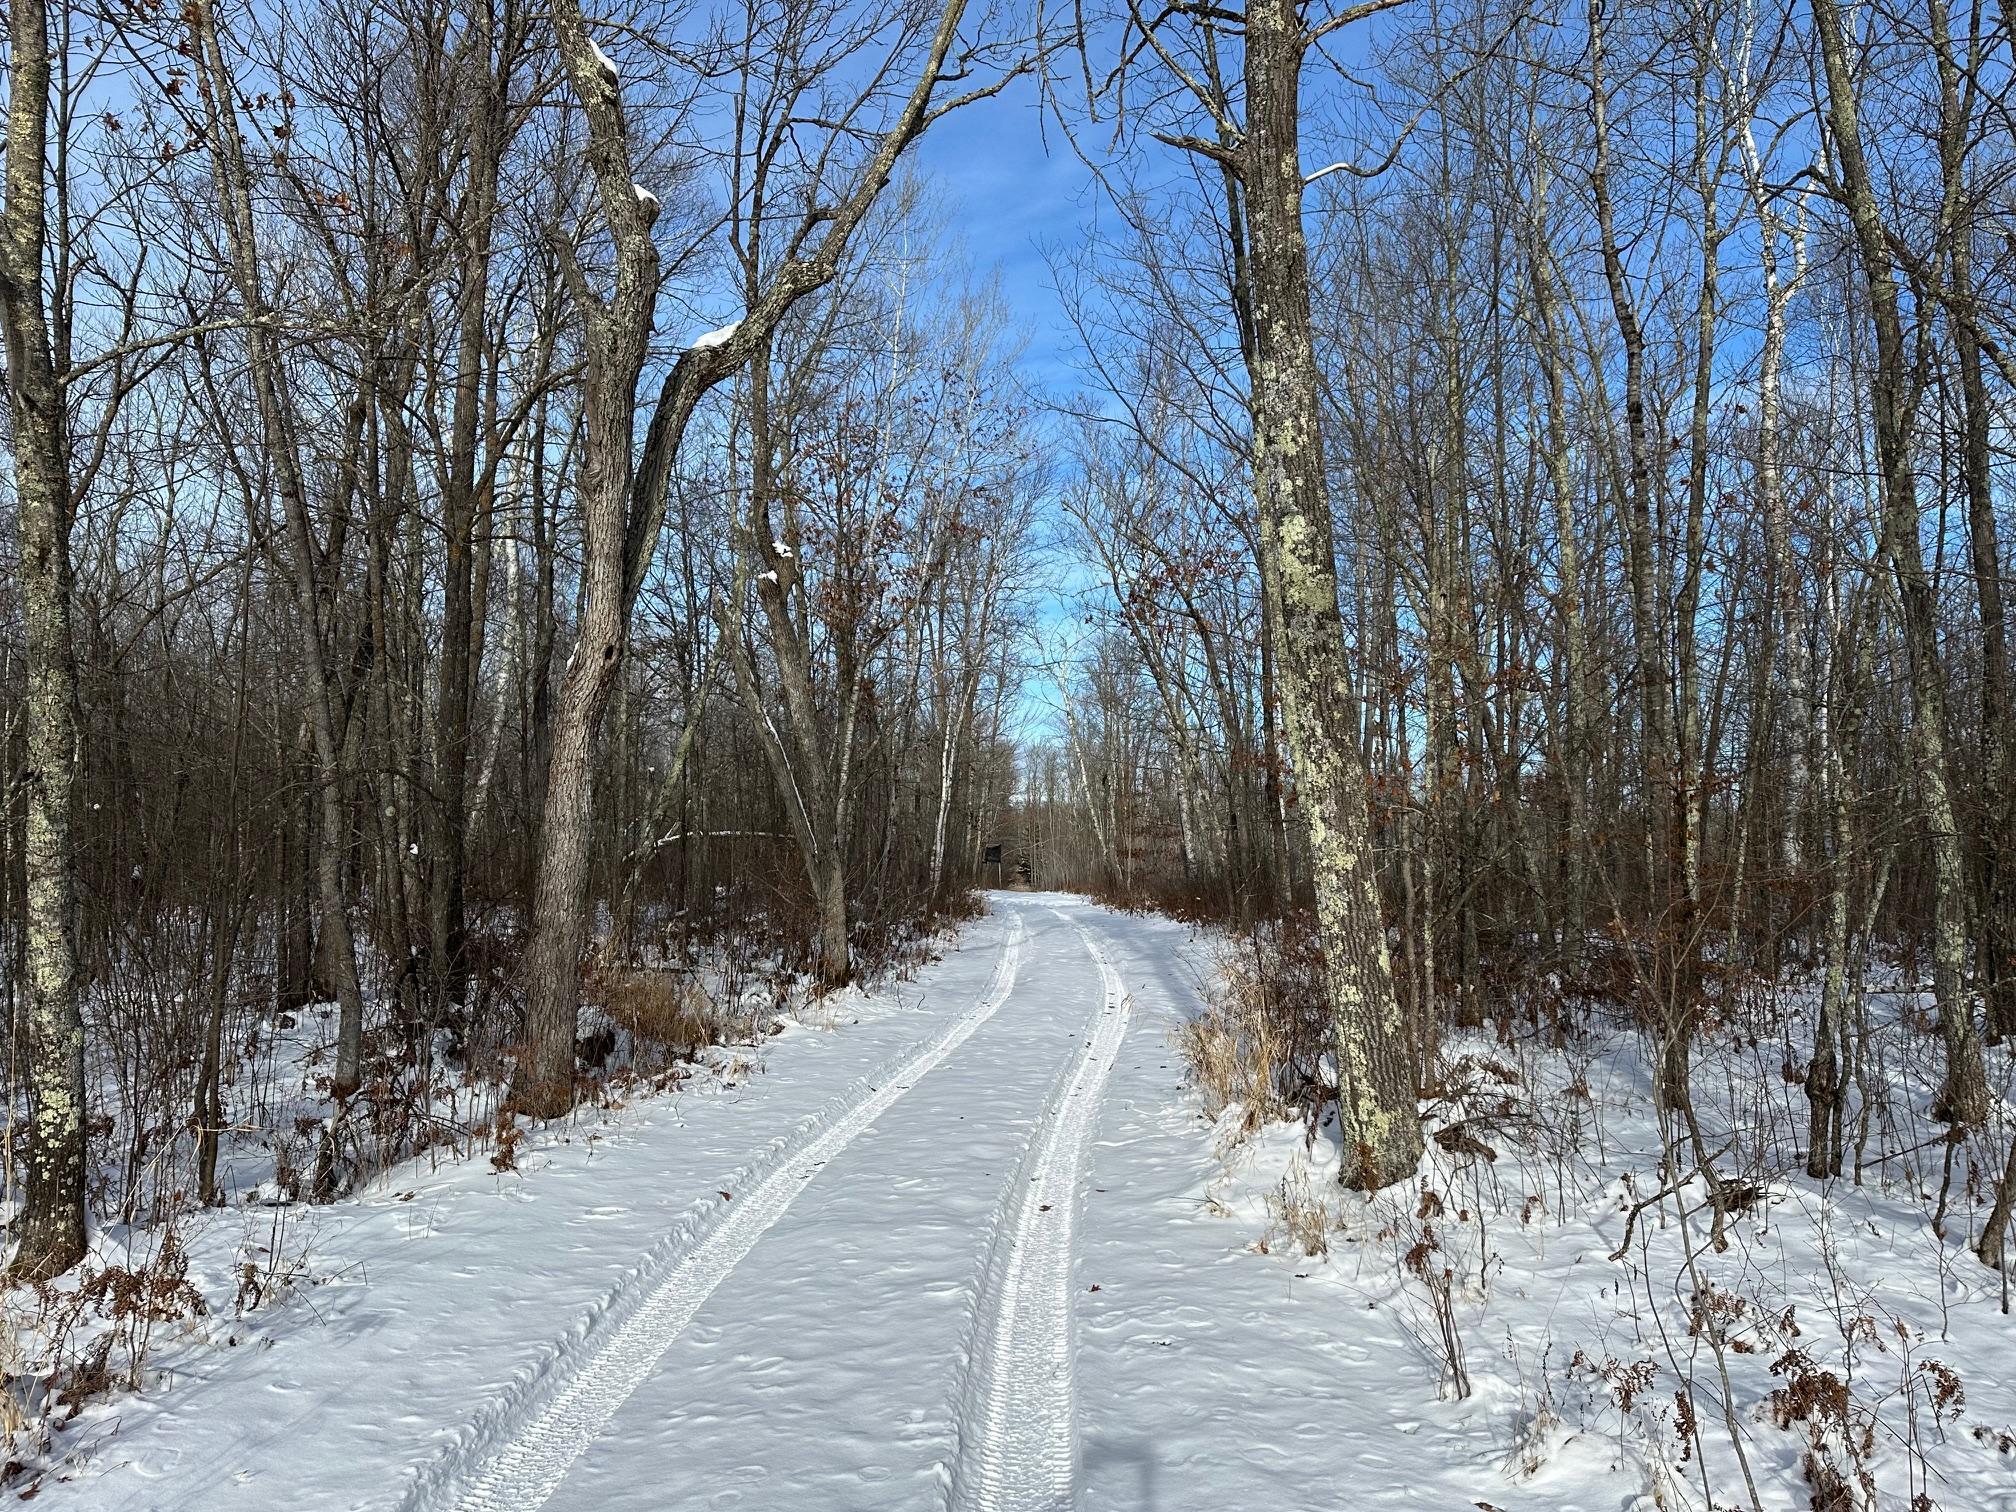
[688,320,741,352]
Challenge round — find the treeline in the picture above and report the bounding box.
[1035,0,2016,1260]
[11,0,2016,1294]
[0,0,1036,1278]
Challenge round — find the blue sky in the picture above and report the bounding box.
[911,77,1100,400]
[909,76,1114,744]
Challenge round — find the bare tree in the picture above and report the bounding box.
[0,0,88,1279]
[1811,0,1987,1127]
[1079,0,1426,1189]
[512,0,1028,1109]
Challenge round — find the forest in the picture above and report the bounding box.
[4,0,2016,1507]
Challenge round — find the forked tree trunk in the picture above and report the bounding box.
[512,0,990,1107]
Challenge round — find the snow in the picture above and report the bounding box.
[687,321,740,352]
[587,36,617,83]
[18,900,2016,1511]
[757,569,779,585]
[950,918,1127,1506]
[771,540,793,559]
[631,184,658,217]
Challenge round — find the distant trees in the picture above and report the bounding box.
[726,261,1038,986]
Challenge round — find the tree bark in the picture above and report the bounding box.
[1812,0,1987,1126]
[1240,0,1421,1191]
[0,0,89,1278]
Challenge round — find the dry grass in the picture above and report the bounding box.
[1173,1011,1275,1130]
[0,1217,211,1489]
[1259,1163,1337,1258]
[1175,925,1329,1135]
[0,1287,36,1474]
[597,968,720,1063]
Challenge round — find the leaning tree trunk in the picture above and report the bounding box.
[0,0,88,1279]
[514,497,632,1113]
[738,331,854,988]
[1240,0,1421,1192]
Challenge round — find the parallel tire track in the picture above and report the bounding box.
[404,913,1027,1512]
[949,914,1130,1512]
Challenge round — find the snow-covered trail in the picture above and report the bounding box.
[420,912,1033,1512]
[526,901,1127,1511]
[46,896,1512,1512]
[46,899,1188,1511]
[948,919,1130,1512]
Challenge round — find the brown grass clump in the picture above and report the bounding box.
[1262,1167,1336,1258]
[1175,917,1333,1136]
[597,968,719,1062]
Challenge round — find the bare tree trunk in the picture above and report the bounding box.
[1808,572,1870,1179]
[468,459,525,847]
[1589,1,1687,1106]
[1813,0,1987,1127]
[609,657,715,964]
[1524,162,1589,950]
[1239,0,1421,1191]
[511,22,654,1102]
[1055,668,1119,885]
[0,0,88,1277]
[1928,0,2015,1044]
[1737,63,1814,966]
[198,555,257,1204]
[193,5,369,1101]
[512,0,996,1107]
[278,716,316,1013]
[430,25,506,1024]
[736,332,856,985]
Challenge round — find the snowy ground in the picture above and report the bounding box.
[17,896,2016,1510]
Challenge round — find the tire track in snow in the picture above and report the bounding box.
[949,913,1130,1512]
[405,912,1027,1512]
